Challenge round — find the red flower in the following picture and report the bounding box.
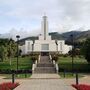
[0,82,19,90]
[72,84,90,90]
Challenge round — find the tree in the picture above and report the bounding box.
[0,38,17,61]
[68,48,80,57]
[81,38,90,63]
[7,39,17,58]
[0,46,6,61]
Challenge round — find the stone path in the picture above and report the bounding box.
[31,74,60,79]
[15,74,75,90]
[0,74,90,90]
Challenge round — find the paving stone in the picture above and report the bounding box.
[15,74,75,90]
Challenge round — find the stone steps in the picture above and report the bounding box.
[34,67,56,73]
[40,59,51,63]
[34,56,56,74]
[37,63,54,67]
[34,71,56,73]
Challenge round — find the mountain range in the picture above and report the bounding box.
[0,30,90,45]
[18,30,90,45]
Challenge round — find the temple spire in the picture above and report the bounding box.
[41,15,48,40]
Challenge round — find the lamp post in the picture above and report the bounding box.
[32,40,35,55]
[16,35,20,71]
[55,39,58,54]
[9,38,12,66]
[70,34,74,75]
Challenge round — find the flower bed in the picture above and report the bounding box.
[0,82,19,90]
[72,84,90,90]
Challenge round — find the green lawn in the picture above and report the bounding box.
[59,72,83,78]
[0,74,32,79]
[58,56,90,72]
[0,56,33,70]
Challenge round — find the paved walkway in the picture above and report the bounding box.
[0,74,90,90]
[31,74,60,79]
[15,74,75,90]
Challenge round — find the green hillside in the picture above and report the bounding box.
[19,30,90,45]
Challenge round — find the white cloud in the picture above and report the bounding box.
[8,28,41,40]
[0,0,90,34]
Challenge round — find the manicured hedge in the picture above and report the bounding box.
[0,69,32,74]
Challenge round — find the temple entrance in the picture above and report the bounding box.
[41,52,49,56]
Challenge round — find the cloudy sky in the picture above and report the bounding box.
[0,0,90,35]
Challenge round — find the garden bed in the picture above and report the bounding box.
[0,82,19,90]
[72,84,90,90]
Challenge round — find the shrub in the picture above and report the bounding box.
[63,54,68,57]
[31,54,39,63]
[51,54,58,62]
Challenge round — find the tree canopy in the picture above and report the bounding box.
[0,38,17,61]
[81,38,90,63]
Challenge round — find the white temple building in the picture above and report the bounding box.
[20,16,72,55]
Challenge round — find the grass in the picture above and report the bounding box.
[0,74,32,79]
[58,56,90,72]
[0,56,33,70]
[59,72,83,78]
[0,56,33,78]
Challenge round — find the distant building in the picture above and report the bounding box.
[20,15,72,55]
